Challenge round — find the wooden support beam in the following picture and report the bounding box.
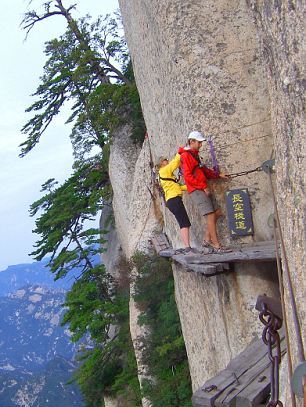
[173,254,231,276]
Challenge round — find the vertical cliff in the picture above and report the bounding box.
[248,0,305,380]
[118,0,278,391]
[108,126,162,406]
[105,0,306,404]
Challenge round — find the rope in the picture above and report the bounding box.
[214,133,272,151]
[273,222,296,407]
[132,136,156,254]
[267,171,305,364]
[207,135,220,175]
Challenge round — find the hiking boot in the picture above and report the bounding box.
[202,240,213,248]
[212,246,232,254]
[175,247,198,255]
[200,246,214,255]
[187,247,199,254]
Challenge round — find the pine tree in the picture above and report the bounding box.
[21,3,144,404]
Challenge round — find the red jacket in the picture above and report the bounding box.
[178,147,219,193]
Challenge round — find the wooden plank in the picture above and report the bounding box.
[150,233,171,254]
[159,248,175,258]
[193,357,271,407]
[172,253,191,267]
[235,366,270,407]
[241,240,274,248]
[192,331,286,407]
[234,341,286,407]
[214,358,272,406]
[192,370,237,406]
[192,339,268,406]
[226,338,269,376]
[180,243,277,265]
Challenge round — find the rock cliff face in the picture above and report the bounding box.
[106,128,161,406]
[106,0,305,404]
[248,0,305,371]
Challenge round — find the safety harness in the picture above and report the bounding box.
[180,149,213,176]
[159,175,179,183]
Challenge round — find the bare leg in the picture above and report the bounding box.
[206,212,221,248]
[204,209,222,243]
[180,227,190,247]
[204,215,211,242]
[215,208,223,220]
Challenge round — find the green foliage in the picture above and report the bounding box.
[61,267,112,343]
[29,155,142,404]
[132,253,193,407]
[21,12,145,158]
[22,5,147,405]
[62,265,141,407]
[30,155,110,278]
[126,81,147,143]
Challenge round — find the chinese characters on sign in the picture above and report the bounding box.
[225,189,254,236]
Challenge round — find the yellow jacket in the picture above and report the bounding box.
[159,154,187,201]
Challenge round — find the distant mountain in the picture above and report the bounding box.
[0,285,85,406]
[0,258,93,407]
[0,355,84,407]
[0,252,101,297]
[0,260,80,297]
[0,286,78,372]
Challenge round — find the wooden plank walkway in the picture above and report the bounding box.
[173,241,278,277]
[176,241,277,265]
[151,234,278,277]
[192,329,286,406]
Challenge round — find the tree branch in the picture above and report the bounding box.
[22,11,63,37]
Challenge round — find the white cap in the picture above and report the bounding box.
[188,131,206,142]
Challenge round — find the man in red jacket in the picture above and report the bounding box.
[179,131,231,253]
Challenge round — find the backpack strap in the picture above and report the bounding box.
[184,150,202,174]
[185,149,201,164]
[159,175,178,183]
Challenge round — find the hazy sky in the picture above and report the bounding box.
[0,0,118,270]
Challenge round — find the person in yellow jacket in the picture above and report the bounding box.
[158,154,196,254]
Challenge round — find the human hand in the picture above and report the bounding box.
[219,172,230,179]
[204,187,211,196]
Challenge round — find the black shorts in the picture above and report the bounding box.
[166,196,191,229]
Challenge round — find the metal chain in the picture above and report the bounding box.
[259,304,283,406]
[227,165,262,178]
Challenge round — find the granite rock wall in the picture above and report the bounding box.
[108,0,305,403]
[117,0,280,393]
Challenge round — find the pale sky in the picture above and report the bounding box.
[0,0,119,270]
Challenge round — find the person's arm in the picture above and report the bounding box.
[159,154,181,180]
[219,172,230,179]
[166,153,181,173]
[202,166,230,180]
[202,168,230,195]
[202,165,219,179]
